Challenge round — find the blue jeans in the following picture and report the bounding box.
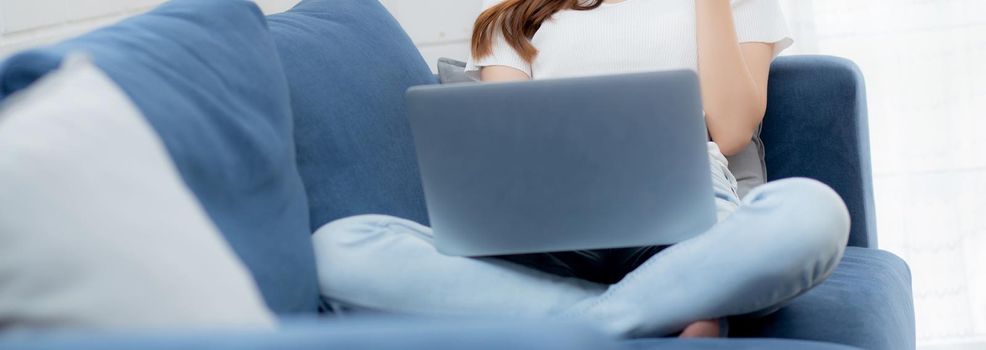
[312,144,850,337]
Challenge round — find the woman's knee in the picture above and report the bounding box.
[751,178,851,266]
[312,215,432,296]
[312,214,430,257]
[312,215,429,272]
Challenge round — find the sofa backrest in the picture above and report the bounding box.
[0,0,319,315]
[762,55,877,248]
[267,0,437,232]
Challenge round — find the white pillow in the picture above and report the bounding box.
[0,57,275,331]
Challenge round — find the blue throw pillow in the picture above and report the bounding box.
[267,0,437,230]
[0,0,318,314]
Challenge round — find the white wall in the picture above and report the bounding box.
[0,0,483,70]
[379,0,482,69]
[0,0,298,55]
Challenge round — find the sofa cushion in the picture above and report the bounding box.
[0,318,617,350]
[0,0,318,314]
[267,0,437,230]
[437,58,477,84]
[730,247,915,350]
[0,57,274,330]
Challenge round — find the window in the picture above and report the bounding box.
[780,0,986,347]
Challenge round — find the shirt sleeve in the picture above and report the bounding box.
[464,31,533,80]
[464,0,533,80]
[731,0,794,57]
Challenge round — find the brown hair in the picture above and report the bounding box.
[472,0,605,63]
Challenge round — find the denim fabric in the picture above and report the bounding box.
[731,247,915,350]
[312,178,849,338]
[267,0,437,231]
[762,56,876,248]
[0,0,317,314]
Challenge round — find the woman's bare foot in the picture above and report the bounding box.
[679,319,720,338]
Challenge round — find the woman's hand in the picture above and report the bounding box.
[695,0,775,156]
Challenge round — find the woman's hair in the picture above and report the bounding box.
[472,0,604,63]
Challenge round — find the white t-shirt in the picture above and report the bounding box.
[466,0,793,80]
[466,0,794,200]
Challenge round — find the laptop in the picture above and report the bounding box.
[405,70,716,257]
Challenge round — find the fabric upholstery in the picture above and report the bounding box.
[0,0,318,314]
[0,58,274,330]
[437,58,477,84]
[762,56,876,248]
[0,318,615,350]
[730,247,916,350]
[267,0,437,230]
[725,135,768,199]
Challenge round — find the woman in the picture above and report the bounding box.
[313,0,849,338]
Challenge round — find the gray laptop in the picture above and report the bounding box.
[406,71,716,257]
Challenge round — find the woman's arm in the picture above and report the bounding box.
[480,65,531,82]
[695,0,775,156]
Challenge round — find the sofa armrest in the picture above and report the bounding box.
[730,247,916,350]
[0,317,617,350]
[762,55,877,248]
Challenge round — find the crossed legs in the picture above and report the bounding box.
[312,178,849,337]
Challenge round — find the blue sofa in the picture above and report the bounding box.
[0,0,913,349]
